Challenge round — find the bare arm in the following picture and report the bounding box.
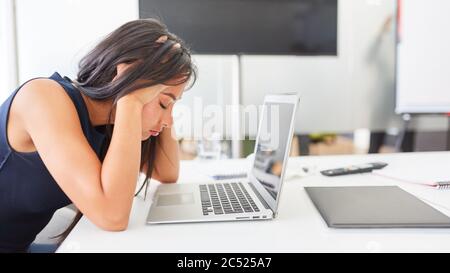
[16,79,164,231]
[147,127,180,183]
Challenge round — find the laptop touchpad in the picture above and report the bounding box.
[157,193,195,206]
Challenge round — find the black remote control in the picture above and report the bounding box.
[320,162,388,176]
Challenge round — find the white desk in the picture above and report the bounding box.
[57,152,450,253]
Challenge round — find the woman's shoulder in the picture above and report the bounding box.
[12,78,80,126]
[17,78,66,98]
[14,78,75,110]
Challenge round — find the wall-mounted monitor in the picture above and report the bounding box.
[139,0,338,55]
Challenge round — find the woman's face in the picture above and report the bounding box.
[140,83,185,140]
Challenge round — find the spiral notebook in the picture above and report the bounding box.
[305,186,450,228]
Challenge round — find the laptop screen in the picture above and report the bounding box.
[252,102,294,201]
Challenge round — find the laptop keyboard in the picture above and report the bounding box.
[199,182,260,216]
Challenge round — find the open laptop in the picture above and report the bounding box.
[146,94,299,224]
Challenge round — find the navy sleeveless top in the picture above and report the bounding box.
[0,72,107,252]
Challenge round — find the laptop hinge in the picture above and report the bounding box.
[248,182,272,212]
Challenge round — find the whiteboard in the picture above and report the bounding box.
[396,0,450,114]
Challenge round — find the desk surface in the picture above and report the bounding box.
[57,152,450,253]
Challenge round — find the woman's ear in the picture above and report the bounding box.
[112,63,133,82]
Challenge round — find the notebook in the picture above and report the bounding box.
[305,186,450,228]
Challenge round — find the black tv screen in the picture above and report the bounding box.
[139,0,338,55]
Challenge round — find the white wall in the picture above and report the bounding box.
[179,0,402,135]
[15,0,139,83]
[242,0,398,134]
[184,0,447,134]
[9,0,446,136]
[0,0,18,102]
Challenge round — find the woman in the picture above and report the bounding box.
[0,19,196,253]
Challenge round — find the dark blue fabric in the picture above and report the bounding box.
[0,72,106,252]
[27,243,59,253]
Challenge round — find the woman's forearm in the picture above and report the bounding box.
[153,127,180,182]
[100,97,143,222]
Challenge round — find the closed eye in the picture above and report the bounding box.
[159,102,167,110]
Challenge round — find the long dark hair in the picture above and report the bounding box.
[56,18,196,241]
